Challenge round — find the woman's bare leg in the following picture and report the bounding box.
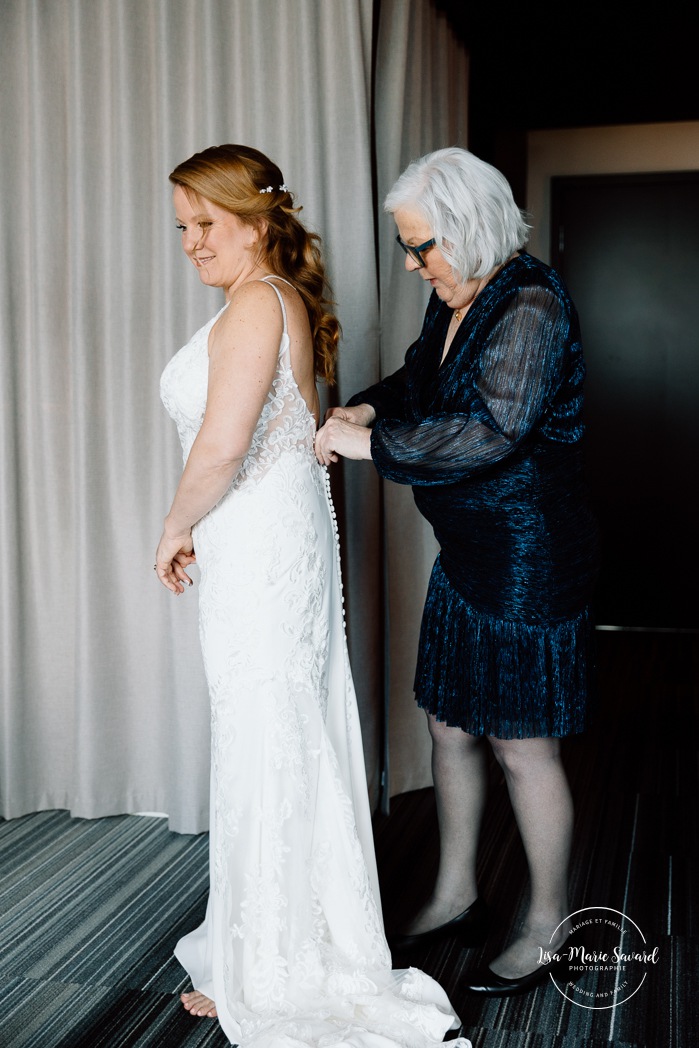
[486,735,574,977]
[181,990,217,1018]
[405,714,488,933]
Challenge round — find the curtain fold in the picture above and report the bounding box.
[374,0,469,798]
[0,0,467,831]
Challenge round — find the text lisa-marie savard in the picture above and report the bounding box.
[538,945,660,968]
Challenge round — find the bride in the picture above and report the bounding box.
[155,144,471,1048]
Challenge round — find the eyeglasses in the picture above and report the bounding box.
[395,234,436,268]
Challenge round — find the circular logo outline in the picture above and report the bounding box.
[548,905,652,1010]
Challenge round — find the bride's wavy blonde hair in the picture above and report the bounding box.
[170,144,339,385]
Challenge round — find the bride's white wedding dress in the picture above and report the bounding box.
[160,277,471,1048]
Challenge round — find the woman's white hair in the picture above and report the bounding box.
[384,147,530,282]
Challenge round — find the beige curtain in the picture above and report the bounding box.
[0,0,467,832]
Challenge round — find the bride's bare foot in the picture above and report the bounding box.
[181,990,218,1018]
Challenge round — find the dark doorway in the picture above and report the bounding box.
[551,172,699,629]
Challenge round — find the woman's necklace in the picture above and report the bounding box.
[443,307,464,364]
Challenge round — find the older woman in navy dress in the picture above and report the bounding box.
[315,147,598,995]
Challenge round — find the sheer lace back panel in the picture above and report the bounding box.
[232,276,316,491]
[160,275,316,493]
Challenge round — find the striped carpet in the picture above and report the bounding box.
[1,631,696,1047]
[0,812,223,1047]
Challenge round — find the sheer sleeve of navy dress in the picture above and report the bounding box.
[347,253,599,739]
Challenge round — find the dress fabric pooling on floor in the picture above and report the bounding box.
[160,277,471,1048]
[349,253,599,739]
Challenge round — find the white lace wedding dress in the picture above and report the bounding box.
[160,277,471,1048]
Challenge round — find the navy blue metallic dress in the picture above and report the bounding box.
[349,253,598,739]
